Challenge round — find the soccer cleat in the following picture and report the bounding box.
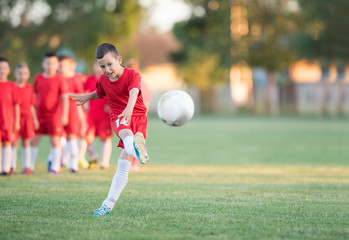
[47,161,52,172]
[133,132,149,164]
[88,159,99,169]
[93,204,111,216]
[21,168,32,175]
[78,158,89,169]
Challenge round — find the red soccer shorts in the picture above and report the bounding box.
[86,117,112,139]
[0,129,16,142]
[36,117,64,136]
[64,118,81,136]
[14,114,35,141]
[111,115,147,149]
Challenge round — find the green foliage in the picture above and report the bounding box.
[0,0,144,77]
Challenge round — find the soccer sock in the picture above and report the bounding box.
[51,147,62,172]
[22,147,31,169]
[2,146,12,173]
[62,142,70,167]
[78,139,87,160]
[100,138,112,168]
[102,159,131,209]
[11,147,17,171]
[68,139,79,171]
[123,136,137,158]
[87,142,98,161]
[30,147,39,171]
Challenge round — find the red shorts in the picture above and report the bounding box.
[86,117,112,139]
[36,117,64,136]
[0,129,16,142]
[111,115,147,149]
[64,117,81,136]
[15,115,35,141]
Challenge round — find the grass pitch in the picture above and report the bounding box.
[1,116,349,240]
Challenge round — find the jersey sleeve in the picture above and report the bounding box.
[128,70,142,93]
[59,76,68,95]
[96,76,106,98]
[30,85,36,106]
[12,83,20,105]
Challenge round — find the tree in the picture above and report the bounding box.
[0,0,144,77]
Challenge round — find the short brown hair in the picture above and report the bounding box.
[58,55,74,62]
[0,56,9,64]
[96,43,119,59]
[15,62,29,71]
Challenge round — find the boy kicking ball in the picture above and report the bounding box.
[69,43,149,216]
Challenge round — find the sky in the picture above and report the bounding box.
[139,0,192,32]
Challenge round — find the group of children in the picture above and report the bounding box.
[0,49,149,176]
[2,42,150,215]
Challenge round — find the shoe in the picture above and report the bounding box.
[47,161,52,172]
[70,169,78,173]
[9,168,15,174]
[89,159,99,169]
[21,168,32,175]
[50,169,60,174]
[78,158,89,169]
[133,132,149,164]
[100,165,109,170]
[1,172,11,176]
[93,204,111,216]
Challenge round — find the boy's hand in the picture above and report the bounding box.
[68,93,89,106]
[61,115,68,126]
[33,119,40,130]
[118,107,133,125]
[14,122,20,132]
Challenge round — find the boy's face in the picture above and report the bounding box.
[0,61,10,80]
[42,56,59,76]
[58,59,71,77]
[15,67,30,84]
[96,52,122,80]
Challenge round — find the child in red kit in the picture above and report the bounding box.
[31,53,69,174]
[82,61,112,169]
[58,55,85,173]
[12,63,39,175]
[70,43,149,215]
[0,57,20,175]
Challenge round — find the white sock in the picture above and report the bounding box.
[11,147,17,171]
[30,147,39,171]
[62,143,70,167]
[100,138,112,168]
[51,147,62,172]
[79,139,87,160]
[68,139,79,171]
[102,159,131,209]
[87,142,98,160]
[2,146,12,173]
[123,136,137,158]
[22,147,31,169]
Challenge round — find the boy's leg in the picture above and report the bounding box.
[100,137,112,169]
[119,129,148,164]
[67,136,79,172]
[2,142,12,174]
[78,138,89,168]
[94,150,132,216]
[30,134,41,172]
[21,139,31,174]
[87,141,99,169]
[11,144,17,173]
[49,136,62,174]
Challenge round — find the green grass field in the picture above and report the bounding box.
[1,116,349,240]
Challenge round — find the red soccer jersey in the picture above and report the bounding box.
[34,73,67,119]
[17,83,36,116]
[95,67,147,120]
[84,75,109,120]
[0,81,20,131]
[65,75,84,118]
[74,73,87,85]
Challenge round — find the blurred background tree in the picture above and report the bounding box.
[0,0,144,78]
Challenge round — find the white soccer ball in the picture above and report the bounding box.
[157,90,195,126]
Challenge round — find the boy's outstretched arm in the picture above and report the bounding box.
[69,90,100,106]
[118,88,139,125]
